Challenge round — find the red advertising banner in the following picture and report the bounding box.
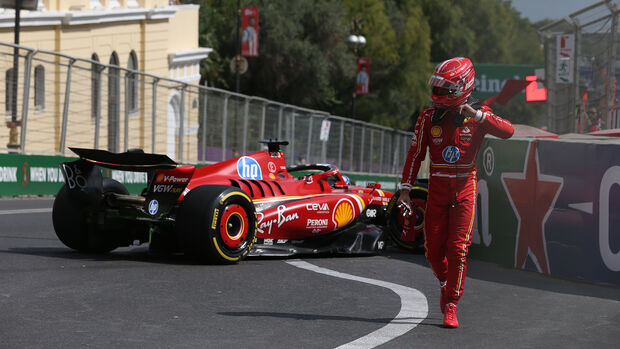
[241,7,259,57]
[356,57,369,95]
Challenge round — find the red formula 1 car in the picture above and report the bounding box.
[52,140,427,263]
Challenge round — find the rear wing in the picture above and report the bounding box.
[59,148,193,215]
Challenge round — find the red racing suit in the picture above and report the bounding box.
[400,105,513,305]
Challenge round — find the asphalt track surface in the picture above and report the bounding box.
[1,198,619,348]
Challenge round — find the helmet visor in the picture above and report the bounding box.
[428,74,460,90]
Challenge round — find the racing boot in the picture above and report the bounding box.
[440,282,447,314]
[443,303,459,328]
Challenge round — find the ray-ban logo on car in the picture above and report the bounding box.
[237,156,262,180]
[442,146,460,163]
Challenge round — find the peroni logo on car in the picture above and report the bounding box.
[442,146,461,163]
[237,156,262,180]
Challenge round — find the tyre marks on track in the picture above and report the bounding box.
[286,260,428,349]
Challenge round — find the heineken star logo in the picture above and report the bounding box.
[501,141,563,274]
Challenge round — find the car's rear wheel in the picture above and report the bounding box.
[385,186,428,252]
[176,185,256,264]
[52,178,129,253]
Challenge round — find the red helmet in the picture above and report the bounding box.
[429,57,475,108]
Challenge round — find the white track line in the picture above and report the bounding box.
[286,260,428,349]
[0,208,53,215]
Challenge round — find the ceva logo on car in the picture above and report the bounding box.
[237,156,262,180]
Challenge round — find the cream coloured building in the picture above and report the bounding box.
[0,0,211,160]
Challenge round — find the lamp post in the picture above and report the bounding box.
[346,24,365,119]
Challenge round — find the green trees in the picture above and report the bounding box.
[196,0,546,129]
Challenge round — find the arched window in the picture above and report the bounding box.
[127,50,138,113]
[5,68,15,116]
[34,65,45,111]
[91,53,101,123]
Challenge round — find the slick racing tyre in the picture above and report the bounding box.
[52,178,129,253]
[176,185,257,264]
[385,186,428,252]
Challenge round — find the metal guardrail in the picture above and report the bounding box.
[0,41,422,177]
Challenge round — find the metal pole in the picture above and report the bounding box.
[152,78,158,153]
[201,85,208,161]
[277,106,283,140]
[368,129,374,173]
[290,112,296,164]
[306,115,313,162]
[7,0,21,150]
[178,86,186,162]
[124,74,130,151]
[19,49,34,153]
[59,59,75,154]
[242,98,249,154]
[260,102,266,141]
[379,130,385,173]
[349,124,355,171]
[338,119,344,169]
[222,95,229,161]
[321,117,327,163]
[94,65,102,149]
[359,126,366,172]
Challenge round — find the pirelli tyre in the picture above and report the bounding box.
[176,185,257,264]
[385,186,428,252]
[52,177,129,253]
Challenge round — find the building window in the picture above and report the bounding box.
[127,50,138,114]
[91,53,101,123]
[5,68,15,117]
[34,65,45,112]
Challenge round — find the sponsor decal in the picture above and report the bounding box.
[366,209,377,218]
[268,173,276,180]
[306,218,329,228]
[256,205,299,234]
[332,199,355,228]
[154,174,189,184]
[268,162,277,173]
[148,200,159,215]
[461,136,472,142]
[431,126,442,137]
[0,166,18,183]
[61,164,87,189]
[305,203,329,213]
[462,126,471,134]
[311,229,322,233]
[153,184,174,193]
[483,146,495,176]
[264,238,274,245]
[432,138,443,145]
[378,241,385,250]
[411,134,417,143]
[237,156,263,180]
[21,162,29,186]
[276,239,288,244]
[442,146,461,163]
[211,208,220,229]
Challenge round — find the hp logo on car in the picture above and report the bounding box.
[442,146,461,163]
[148,200,159,215]
[237,156,263,180]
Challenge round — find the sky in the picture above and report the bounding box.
[509,0,618,22]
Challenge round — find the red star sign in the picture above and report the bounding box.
[501,141,563,274]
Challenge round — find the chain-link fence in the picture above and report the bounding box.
[538,0,620,134]
[0,41,421,177]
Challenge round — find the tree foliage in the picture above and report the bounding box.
[197,0,546,130]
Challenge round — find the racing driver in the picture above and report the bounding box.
[397,57,514,328]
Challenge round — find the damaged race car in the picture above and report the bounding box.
[52,140,428,264]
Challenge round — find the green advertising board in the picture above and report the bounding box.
[472,64,543,101]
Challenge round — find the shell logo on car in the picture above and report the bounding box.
[333,199,355,228]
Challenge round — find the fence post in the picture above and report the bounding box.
[290,111,296,164]
[19,49,35,153]
[359,126,366,172]
[152,78,159,153]
[277,106,283,140]
[94,65,103,150]
[338,119,344,169]
[260,102,266,141]
[59,59,75,155]
[124,73,130,151]
[306,114,313,162]
[178,85,186,162]
[349,124,355,171]
[242,98,249,154]
[379,130,385,173]
[222,95,229,161]
[201,86,208,162]
[368,129,374,173]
